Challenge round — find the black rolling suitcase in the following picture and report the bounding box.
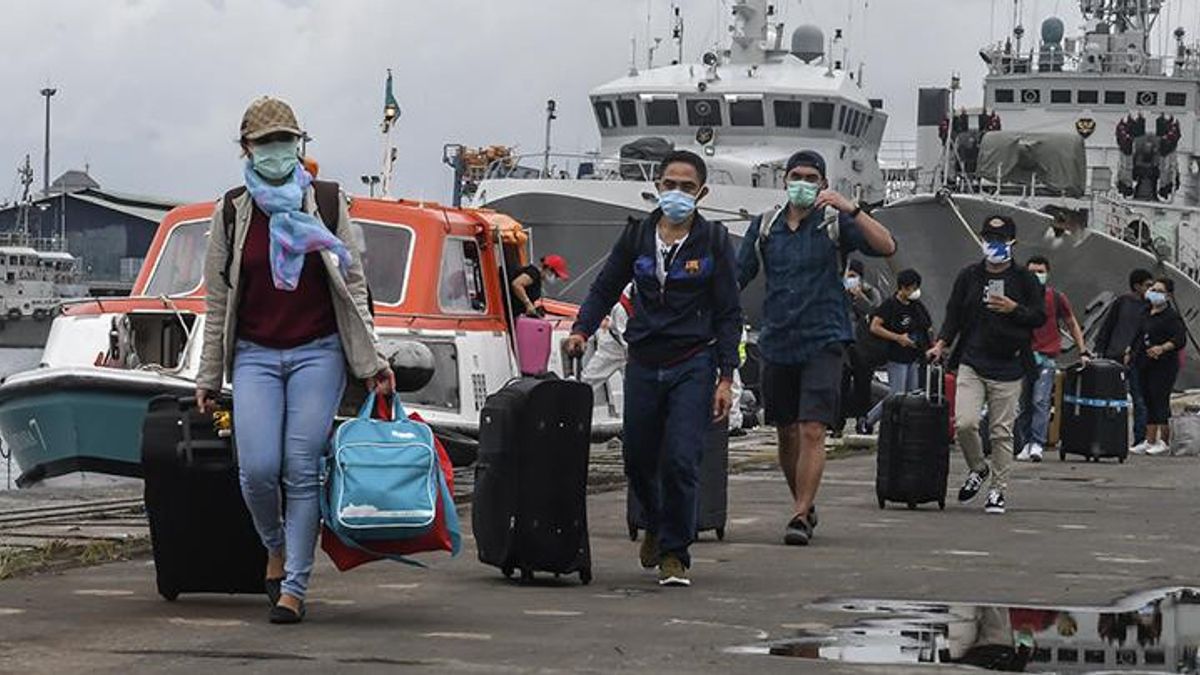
[473,371,594,584]
[626,421,729,542]
[1059,359,1129,463]
[141,396,266,601]
[875,366,950,510]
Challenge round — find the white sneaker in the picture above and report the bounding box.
[1145,441,1169,456]
[1029,444,1044,463]
[1129,441,1150,455]
[1016,444,1032,461]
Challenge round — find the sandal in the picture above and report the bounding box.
[268,601,305,625]
[784,514,813,546]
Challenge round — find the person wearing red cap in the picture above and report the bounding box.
[509,254,570,317]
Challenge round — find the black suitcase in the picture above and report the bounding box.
[141,396,266,601]
[1059,359,1129,463]
[875,366,950,510]
[626,421,729,541]
[473,374,593,584]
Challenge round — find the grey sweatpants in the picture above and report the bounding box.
[954,364,1023,492]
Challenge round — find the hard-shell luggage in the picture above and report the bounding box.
[141,396,266,601]
[1059,359,1129,463]
[876,366,950,510]
[626,421,729,542]
[514,316,552,376]
[473,368,594,584]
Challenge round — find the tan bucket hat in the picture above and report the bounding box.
[240,96,302,141]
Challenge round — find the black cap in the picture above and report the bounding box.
[980,214,1017,240]
[785,150,826,178]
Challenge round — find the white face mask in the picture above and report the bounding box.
[843,275,861,291]
[908,288,922,301]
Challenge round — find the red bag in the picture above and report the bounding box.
[945,371,958,442]
[320,397,458,571]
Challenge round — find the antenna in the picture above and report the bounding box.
[672,4,684,65]
[629,36,639,76]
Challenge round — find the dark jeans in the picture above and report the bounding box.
[1128,365,1148,444]
[622,349,716,568]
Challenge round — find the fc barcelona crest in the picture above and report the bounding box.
[1076,118,1096,139]
[684,259,701,275]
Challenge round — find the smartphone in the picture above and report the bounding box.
[986,279,1005,301]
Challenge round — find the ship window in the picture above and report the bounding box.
[686,98,723,126]
[1050,89,1072,103]
[1136,91,1158,106]
[593,100,617,129]
[645,99,681,126]
[616,99,638,126]
[809,102,835,130]
[1105,90,1126,105]
[994,89,1015,103]
[357,221,415,305]
[1021,89,1041,103]
[1077,89,1099,104]
[774,100,803,128]
[1166,92,1187,107]
[439,237,486,314]
[729,100,764,126]
[145,219,209,296]
[838,105,848,132]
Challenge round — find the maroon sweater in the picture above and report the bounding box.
[236,206,338,349]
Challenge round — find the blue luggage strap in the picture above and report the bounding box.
[1063,394,1129,410]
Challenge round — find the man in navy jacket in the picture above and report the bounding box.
[567,150,741,588]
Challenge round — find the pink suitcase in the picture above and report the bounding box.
[515,316,552,375]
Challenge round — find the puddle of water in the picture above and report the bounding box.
[731,587,1200,672]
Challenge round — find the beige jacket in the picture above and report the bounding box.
[195,187,387,392]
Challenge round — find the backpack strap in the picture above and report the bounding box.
[312,179,341,232]
[754,205,784,272]
[219,187,248,288]
[755,205,844,271]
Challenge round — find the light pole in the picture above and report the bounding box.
[360,174,381,198]
[542,99,557,178]
[40,87,56,195]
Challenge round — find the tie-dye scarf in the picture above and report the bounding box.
[243,162,351,291]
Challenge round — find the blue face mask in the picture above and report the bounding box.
[982,239,1013,264]
[787,180,820,208]
[250,139,300,180]
[1146,290,1168,306]
[659,189,697,224]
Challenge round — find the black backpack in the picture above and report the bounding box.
[219,180,373,314]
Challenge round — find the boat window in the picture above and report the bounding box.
[1021,89,1041,104]
[398,340,460,411]
[593,100,617,130]
[1136,91,1158,106]
[837,105,848,132]
[774,100,803,128]
[145,219,208,296]
[1050,89,1072,103]
[1077,89,1099,104]
[439,237,487,314]
[357,221,414,305]
[1166,92,1187,107]
[994,89,1015,103]
[616,99,638,126]
[686,98,723,126]
[729,100,764,126]
[809,102,835,130]
[1105,90,1126,105]
[645,99,681,126]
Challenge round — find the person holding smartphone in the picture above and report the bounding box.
[926,216,1045,515]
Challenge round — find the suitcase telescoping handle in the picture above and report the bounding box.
[568,355,583,381]
[925,362,945,404]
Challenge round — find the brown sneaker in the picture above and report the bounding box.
[657,553,690,587]
[639,531,659,569]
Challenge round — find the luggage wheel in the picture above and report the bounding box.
[501,565,515,580]
[159,589,179,602]
[938,499,946,510]
[715,527,726,541]
[519,569,534,584]
[1119,456,1127,464]
[579,568,593,585]
[876,496,886,510]
[1058,449,1067,462]
[906,502,918,511]
[627,523,639,541]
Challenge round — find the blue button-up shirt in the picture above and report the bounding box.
[738,208,885,365]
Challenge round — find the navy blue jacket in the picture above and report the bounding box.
[572,211,742,378]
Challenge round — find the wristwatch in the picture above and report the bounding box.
[849,205,863,219]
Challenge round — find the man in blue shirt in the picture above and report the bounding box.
[567,150,741,587]
[738,150,896,545]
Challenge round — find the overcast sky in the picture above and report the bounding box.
[1,0,1196,204]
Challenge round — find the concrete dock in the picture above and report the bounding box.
[0,436,1196,674]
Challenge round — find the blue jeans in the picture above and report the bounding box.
[865,361,922,426]
[1127,365,1148,444]
[233,334,346,600]
[622,350,716,568]
[1015,364,1056,447]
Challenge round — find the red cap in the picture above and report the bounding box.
[541,254,570,280]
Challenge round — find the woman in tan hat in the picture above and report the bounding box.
[196,95,394,624]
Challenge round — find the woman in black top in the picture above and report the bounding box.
[1131,278,1187,456]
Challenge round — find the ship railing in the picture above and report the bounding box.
[485,153,661,184]
[979,42,1200,78]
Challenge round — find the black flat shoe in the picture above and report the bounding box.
[269,602,305,625]
[265,578,283,607]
